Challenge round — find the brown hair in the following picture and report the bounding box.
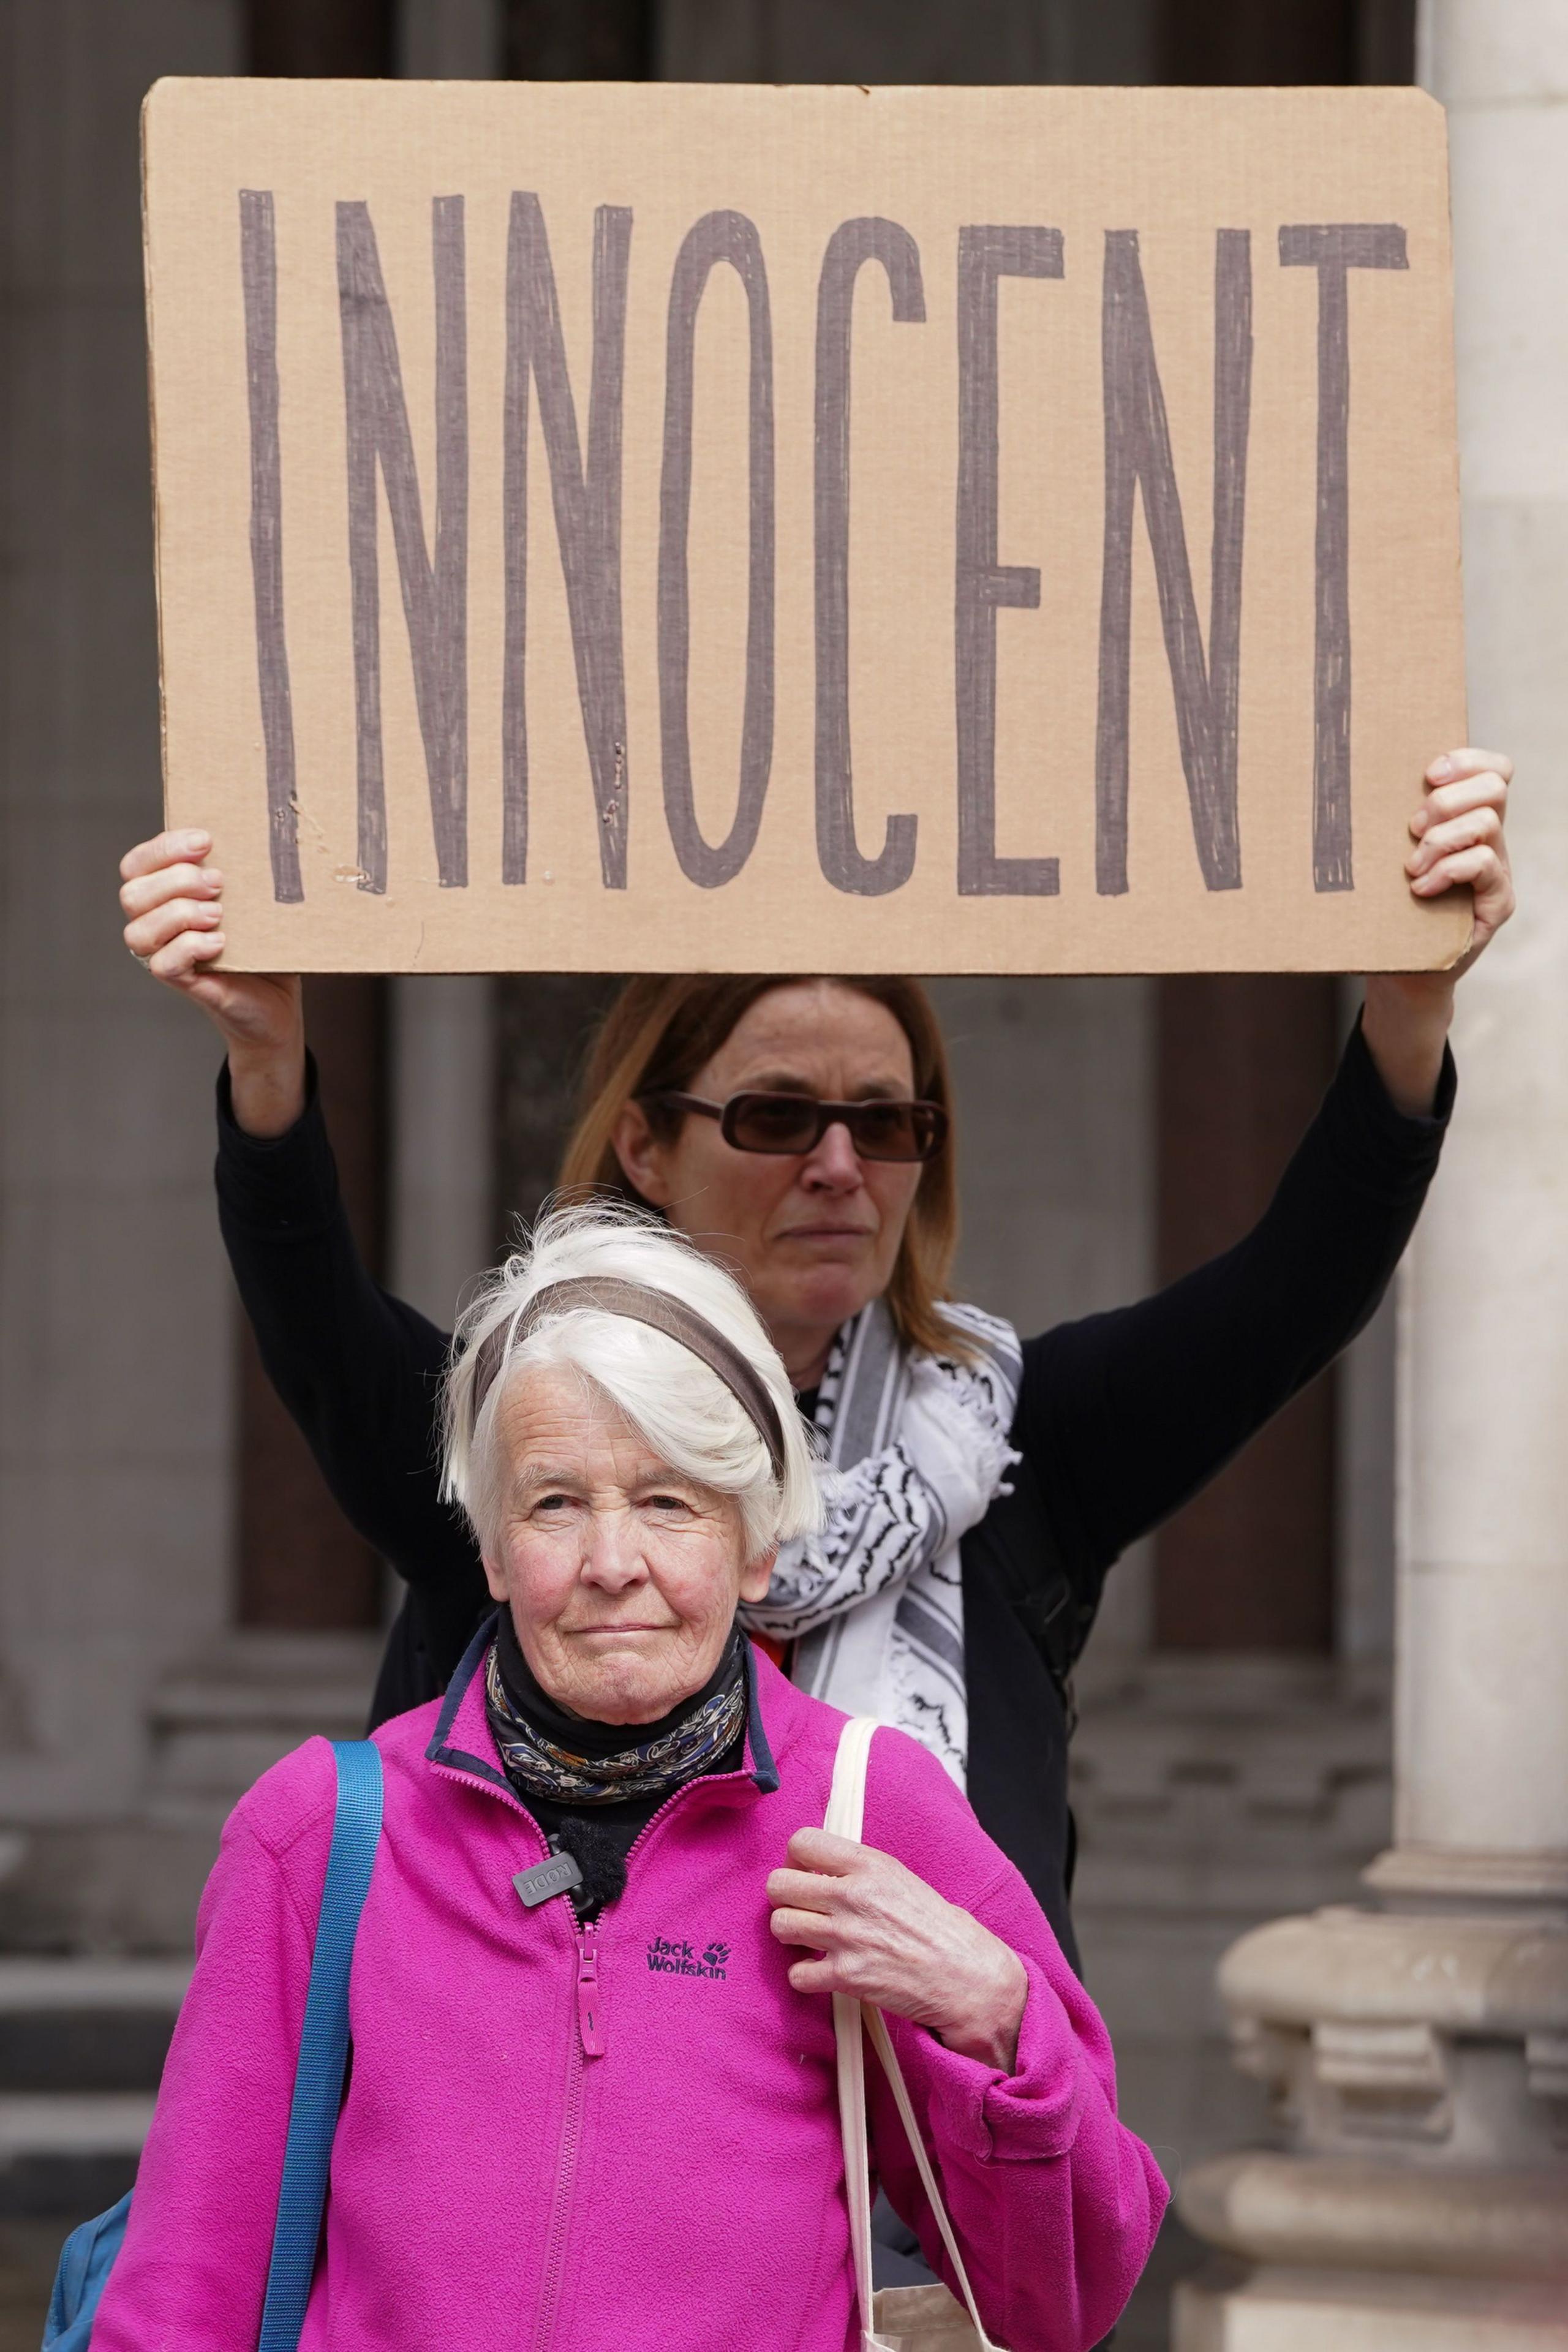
[557,976,965,1358]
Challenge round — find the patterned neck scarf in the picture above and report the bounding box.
[484,1632,748,1806]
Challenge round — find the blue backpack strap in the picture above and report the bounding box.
[42,2191,132,2351]
[257,1738,383,2352]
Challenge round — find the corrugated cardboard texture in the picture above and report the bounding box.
[142,80,1469,974]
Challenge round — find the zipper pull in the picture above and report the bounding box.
[576,1928,605,2058]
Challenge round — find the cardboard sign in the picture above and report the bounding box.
[142,80,1468,974]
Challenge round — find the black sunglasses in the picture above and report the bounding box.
[643,1090,949,1164]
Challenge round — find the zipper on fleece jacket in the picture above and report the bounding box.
[534,1918,601,2352]
[523,1779,766,2352]
[421,1760,597,2352]
[426,1740,761,2352]
[576,1925,605,2057]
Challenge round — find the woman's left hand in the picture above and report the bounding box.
[1403,747,1515,970]
[1362,747,1517,1116]
[767,1829,1027,2073]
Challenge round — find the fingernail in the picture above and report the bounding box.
[1410,809,1428,835]
[1428,755,1453,782]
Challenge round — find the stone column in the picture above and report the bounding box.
[391,976,496,1328]
[1378,0,1568,1909]
[1173,9,1568,2342]
[0,0,244,1947]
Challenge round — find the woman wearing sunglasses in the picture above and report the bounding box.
[119,744,1513,1986]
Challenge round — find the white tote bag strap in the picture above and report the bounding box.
[826,1717,885,2351]
[826,1717,1001,2352]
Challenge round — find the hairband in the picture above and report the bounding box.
[467,1275,789,1482]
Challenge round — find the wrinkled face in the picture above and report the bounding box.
[482,1366,772,1726]
[611,982,925,1384]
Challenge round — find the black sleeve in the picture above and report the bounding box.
[214,1057,491,1682]
[1017,1014,1454,1593]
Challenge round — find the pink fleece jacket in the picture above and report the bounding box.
[92,1630,1166,2352]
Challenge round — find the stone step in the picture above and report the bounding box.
[0,1961,189,2097]
[146,1629,382,1811]
[0,2095,153,2220]
[0,1964,189,2223]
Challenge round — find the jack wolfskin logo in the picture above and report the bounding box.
[647,1934,729,1981]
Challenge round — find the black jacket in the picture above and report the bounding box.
[216,1019,1452,1965]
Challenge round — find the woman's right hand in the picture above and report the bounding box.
[767,1830,1027,2074]
[119,829,306,1137]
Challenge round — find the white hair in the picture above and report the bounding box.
[440,1201,824,1564]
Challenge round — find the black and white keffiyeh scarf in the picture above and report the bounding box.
[742,1298,1022,1787]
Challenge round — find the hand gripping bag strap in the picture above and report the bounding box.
[257,1738,384,2352]
[826,1718,1002,2352]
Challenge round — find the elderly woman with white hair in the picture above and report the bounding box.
[91,1207,1165,2352]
